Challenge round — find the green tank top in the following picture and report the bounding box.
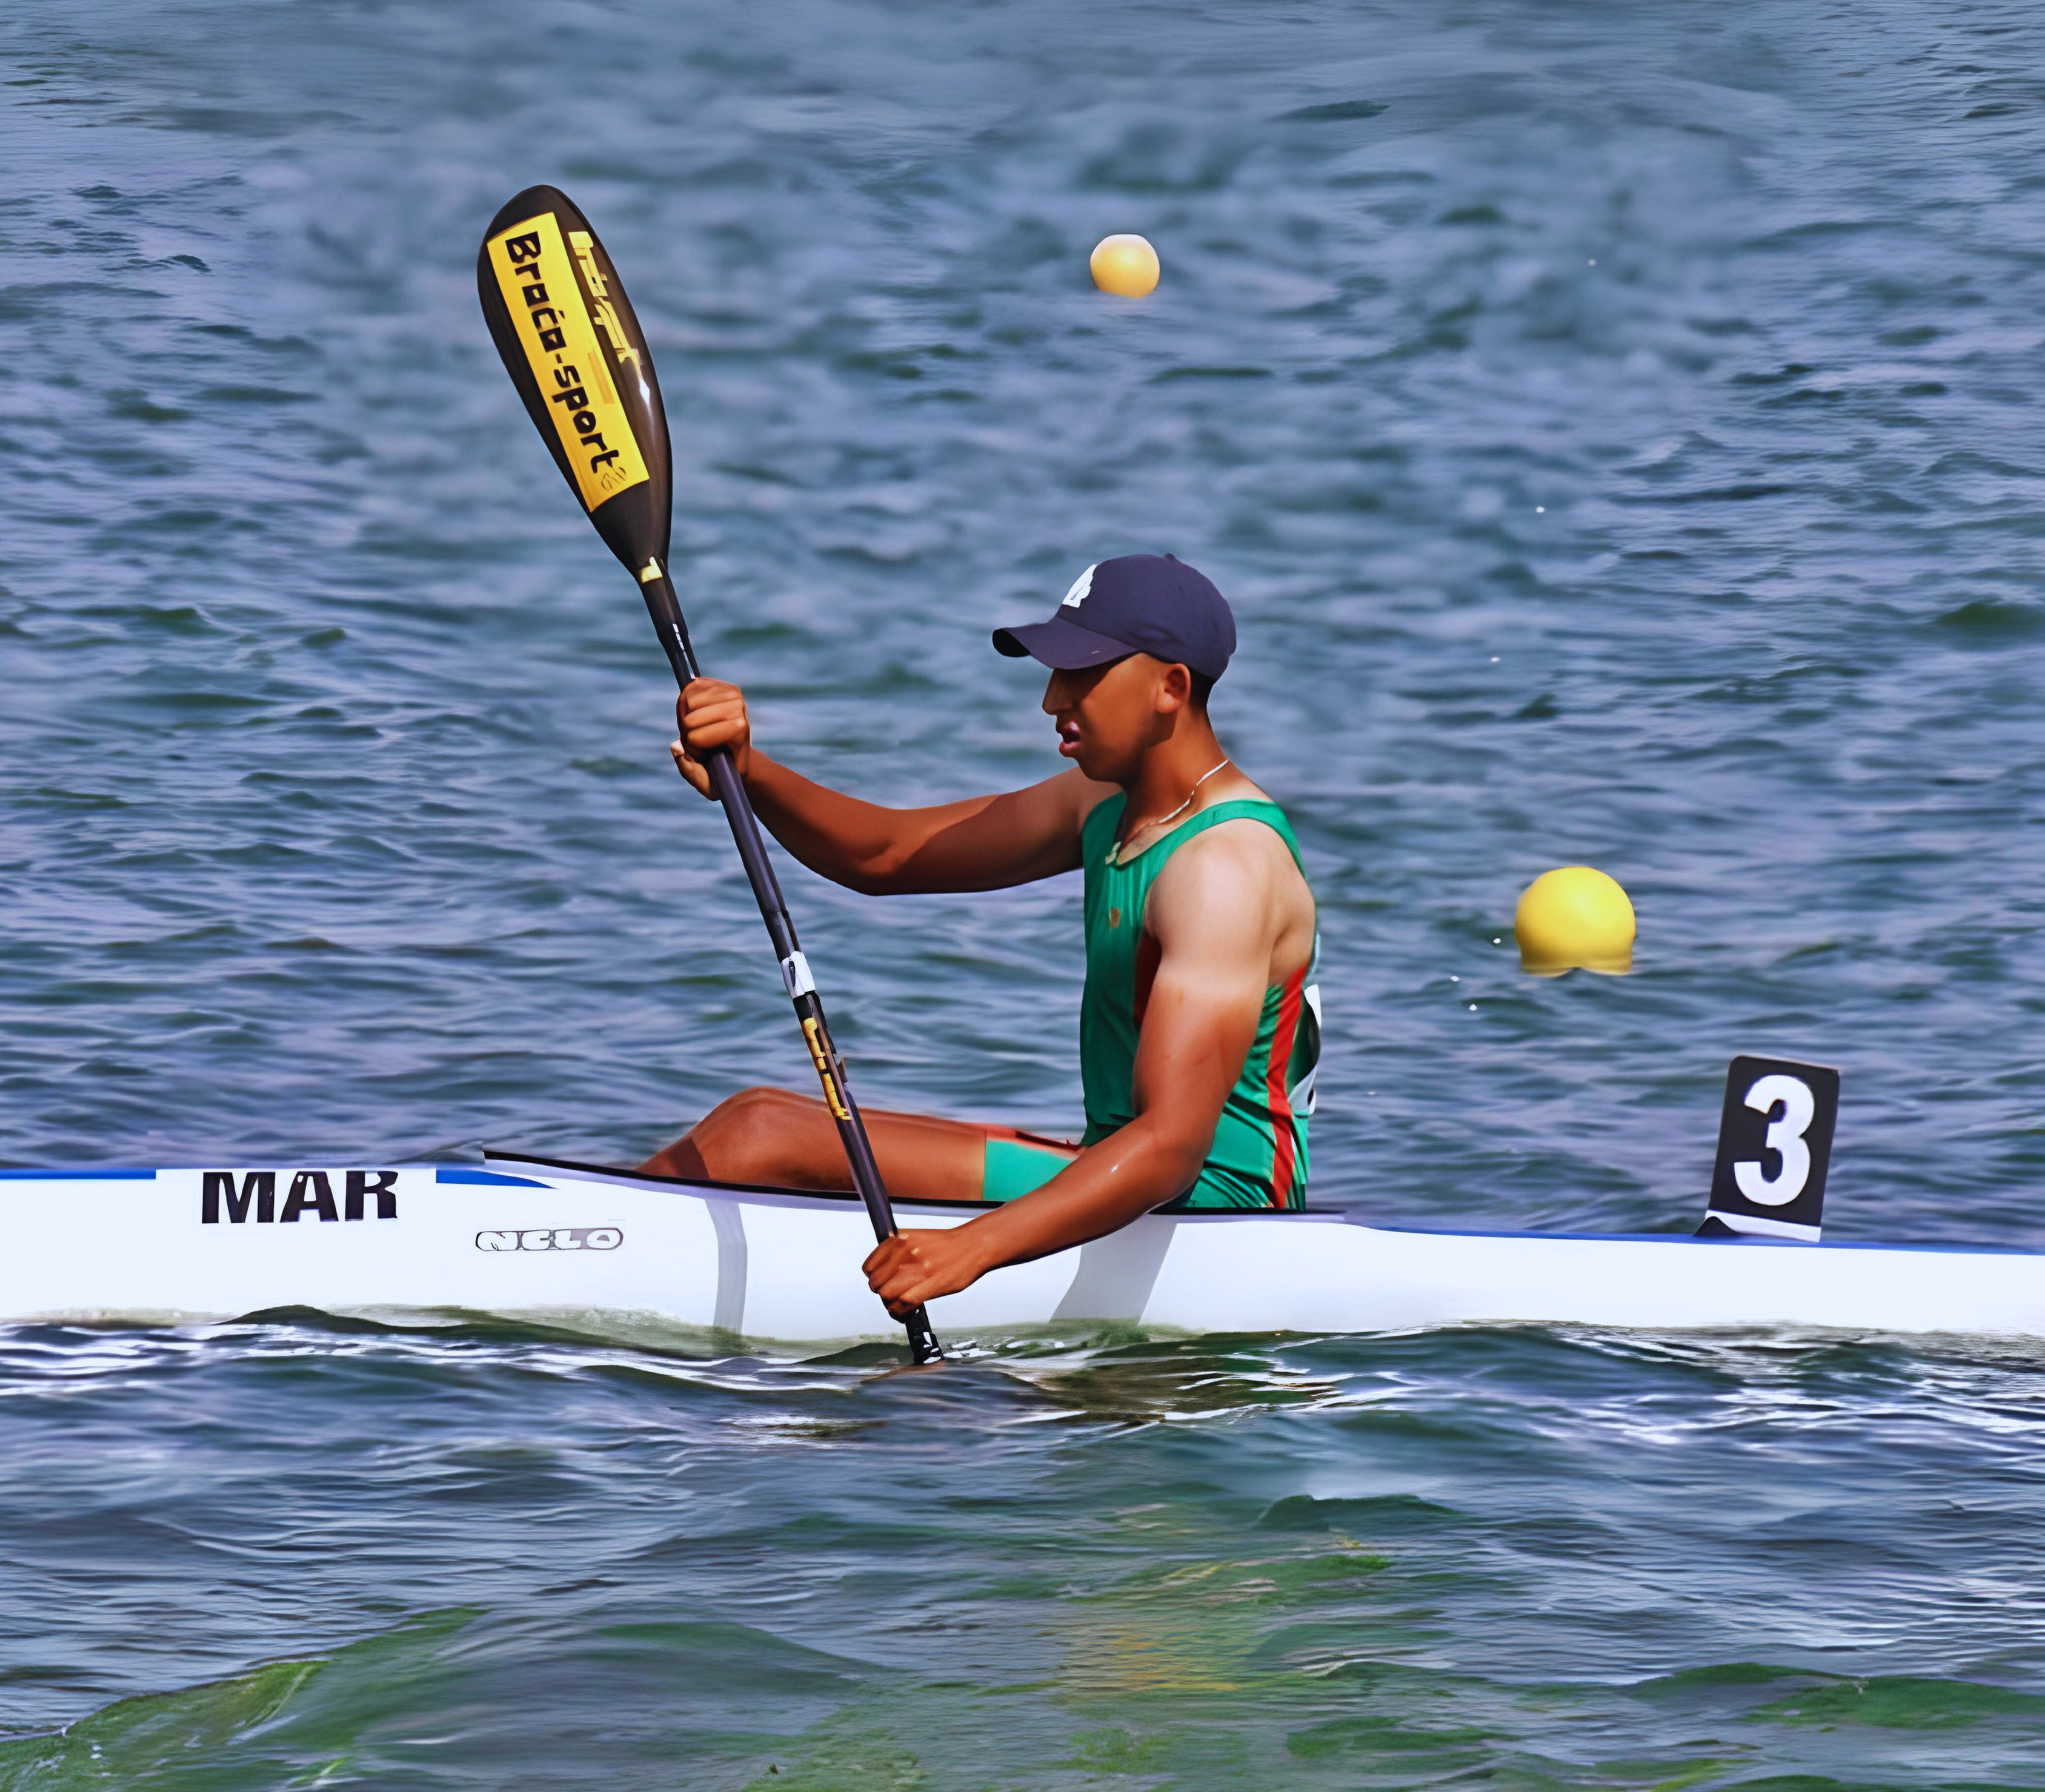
[1079,794,1320,1210]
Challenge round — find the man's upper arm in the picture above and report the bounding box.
[1130,835,1279,1148]
[877,768,1114,893]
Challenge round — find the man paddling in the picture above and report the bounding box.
[640,554,1320,1318]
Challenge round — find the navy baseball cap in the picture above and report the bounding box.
[993,554,1236,682]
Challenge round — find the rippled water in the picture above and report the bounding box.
[5,0,2045,1784]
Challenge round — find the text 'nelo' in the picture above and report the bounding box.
[474,1227,622,1253]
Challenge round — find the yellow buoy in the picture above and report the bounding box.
[1090,233,1160,297]
[1514,866,1635,977]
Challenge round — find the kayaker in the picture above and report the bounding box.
[639,554,1320,1318]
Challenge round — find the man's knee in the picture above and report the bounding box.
[693,1086,829,1181]
[701,1085,811,1138]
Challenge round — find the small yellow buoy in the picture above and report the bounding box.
[1514,866,1635,977]
[1090,233,1160,297]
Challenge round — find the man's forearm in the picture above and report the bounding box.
[946,1118,1206,1275]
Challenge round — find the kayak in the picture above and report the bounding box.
[5,1148,2045,1344]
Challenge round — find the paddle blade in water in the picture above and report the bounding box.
[478,185,672,579]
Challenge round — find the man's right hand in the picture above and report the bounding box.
[671,679,753,798]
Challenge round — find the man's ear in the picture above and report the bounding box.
[1156,660,1193,714]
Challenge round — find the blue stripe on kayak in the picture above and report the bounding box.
[0,1167,158,1180]
[437,1167,549,1187]
[1364,1221,2039,1256]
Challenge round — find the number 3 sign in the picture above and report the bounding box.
[1701,1057,1839,1241]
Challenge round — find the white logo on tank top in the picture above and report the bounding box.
[1292,981,1323,1115]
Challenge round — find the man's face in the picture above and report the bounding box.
[1042,653,1191,783]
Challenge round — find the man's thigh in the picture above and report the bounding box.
[662,1086,1077,1201]
[865,1109,1076,1203]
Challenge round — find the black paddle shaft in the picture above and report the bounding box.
[475,183,940,1366]
[639,571,943,1366]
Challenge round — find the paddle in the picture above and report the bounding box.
[476,184,943,1366]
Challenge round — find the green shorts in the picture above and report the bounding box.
[981,1135,1075,1203]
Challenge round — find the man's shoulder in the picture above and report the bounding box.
[1151,811,1308,934]
[1002,767,1120,840]
[1146,821,1315,994]
[1071,772,1123,840]
[1071,772,1123,817]
[1185,815,1301,885]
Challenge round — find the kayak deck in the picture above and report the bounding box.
[2,1151,2043,1345]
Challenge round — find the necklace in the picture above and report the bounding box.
[1109,757,1231,865]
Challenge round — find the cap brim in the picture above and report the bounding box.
[991,615,1134,670]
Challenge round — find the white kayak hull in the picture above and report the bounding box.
[5,1152,2045,1346]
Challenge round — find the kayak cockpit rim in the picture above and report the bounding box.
[480,1147,1355,1220]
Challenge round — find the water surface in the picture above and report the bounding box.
[4,1,2045,1784]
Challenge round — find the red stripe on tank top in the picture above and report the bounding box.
[1264,969,1305,1207]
